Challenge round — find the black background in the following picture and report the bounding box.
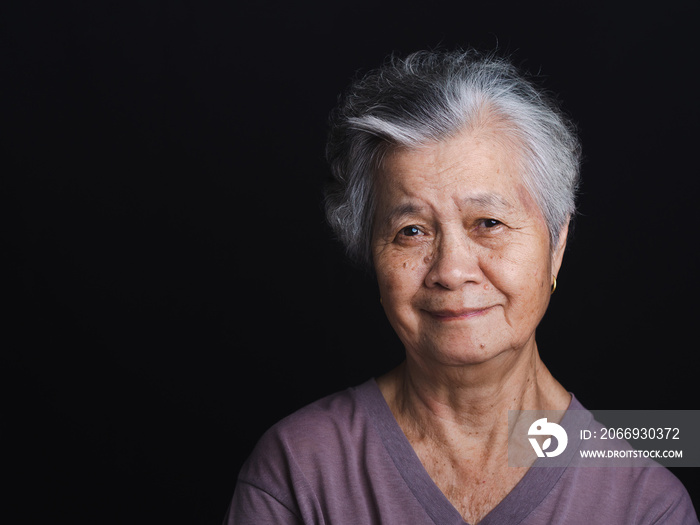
[5,1,699,523]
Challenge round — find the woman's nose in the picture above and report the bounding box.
[424,233,482,290]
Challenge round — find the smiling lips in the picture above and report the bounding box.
[428,306,495,321]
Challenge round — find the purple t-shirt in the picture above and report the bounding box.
[225,379,698,524]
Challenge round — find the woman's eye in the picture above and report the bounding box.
[480,219,501,229]
[399,225,421,237]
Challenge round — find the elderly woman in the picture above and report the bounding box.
[225,50,698,524]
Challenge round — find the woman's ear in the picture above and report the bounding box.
[551,218,570,277]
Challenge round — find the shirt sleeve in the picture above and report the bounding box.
[646,474,699,525]
[223,479,303,525]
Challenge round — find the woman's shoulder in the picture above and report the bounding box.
[552,456,698,524]
[262,378,377,443]
[555,395,699,524]
[228,379,438,525]
[239,379,382,477]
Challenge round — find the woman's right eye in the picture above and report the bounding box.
[399,225,421,237]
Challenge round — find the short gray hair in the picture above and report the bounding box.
[324,49,581,269]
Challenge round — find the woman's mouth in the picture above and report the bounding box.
[427,306,495,321]
[428,306,493,321]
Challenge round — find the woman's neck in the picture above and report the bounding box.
[376,342,570,451]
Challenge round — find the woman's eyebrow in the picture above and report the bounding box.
[382,193,514,224]
[459,193,515,211]
[383,202,426,224]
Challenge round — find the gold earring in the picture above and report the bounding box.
[551,277,557,295]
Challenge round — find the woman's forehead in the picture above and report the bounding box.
[375,131,529,211]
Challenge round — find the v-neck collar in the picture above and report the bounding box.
[356,378,590,525]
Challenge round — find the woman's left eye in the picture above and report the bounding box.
[480,219,501,228]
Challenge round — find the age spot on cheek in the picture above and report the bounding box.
[402,260,417,270]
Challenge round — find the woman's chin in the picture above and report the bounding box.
[405,332,535,370]
[413,342,513,368]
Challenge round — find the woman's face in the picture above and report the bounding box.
[371,128,567,368]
